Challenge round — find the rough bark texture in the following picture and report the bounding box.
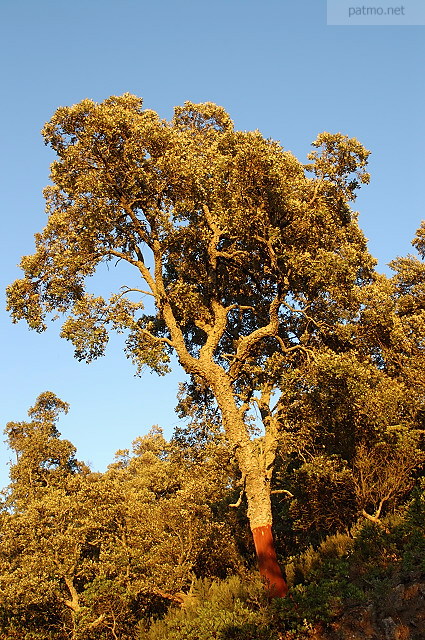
[252,524,288,598]
[204,368,288,597]
[64,575,80,613]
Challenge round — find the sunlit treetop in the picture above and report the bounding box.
[7,93,374,379]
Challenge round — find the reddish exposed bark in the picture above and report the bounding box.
[252,524,288,598]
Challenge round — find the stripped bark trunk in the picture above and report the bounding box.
[207,370,289,598]
[243,463,288,598]
[252,525,288,598]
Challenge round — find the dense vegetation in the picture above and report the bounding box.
[1,385,425,639]
[4,95,425,637]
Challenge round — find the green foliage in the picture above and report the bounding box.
[391,484,425,575]
[138,575,276,640]
[279,533,363,627]
[285,533,354,586]
[289,455,357,547]
[0,397,244,640]
[275,505,425,633]
[276,569,364,628]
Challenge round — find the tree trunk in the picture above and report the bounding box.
[252,525,288,598]
[64,575,80,640]
[184,364,289,598]
[243,468,288,598]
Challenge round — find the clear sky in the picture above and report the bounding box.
[1,0,424,489]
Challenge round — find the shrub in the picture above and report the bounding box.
[137,574,277,640]
[285,532,354,586]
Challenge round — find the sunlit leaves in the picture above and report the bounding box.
[125,327,171,375]
[306,132,371,201]
[60,293,146,363]
[1,398,242,638]
[60,295,110,361]
[172,101,234,133]
[7,94,375,379]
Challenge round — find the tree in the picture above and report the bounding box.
[353,429,425,525]
[7,94,375,596]
[4,391,85,506]
[1,393,93,638]
[268,226,425,543]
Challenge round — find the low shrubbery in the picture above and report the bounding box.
[138,502,425,639]
[138,574,276,640]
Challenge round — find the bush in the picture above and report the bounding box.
[138,574,277,640]
[274,532,364,631]
[285,532,354,586]
[289,456,357,549]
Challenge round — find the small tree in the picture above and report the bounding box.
[4,392,84,506]
[7,95,374,595]
[1,393,92,638]
[353,430,425,524]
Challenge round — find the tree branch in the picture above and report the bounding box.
[202,204,222,273]
[139,327,175,348]
[229,489,244,508]
[119,286,155,298]
[270,489,294,497]
[230,296,282,375]
[87,614,106,630]
[229,474,246,507]
[199,300,229,362]
[63,575,80,613]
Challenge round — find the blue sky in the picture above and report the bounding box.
[1,0,424,489]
